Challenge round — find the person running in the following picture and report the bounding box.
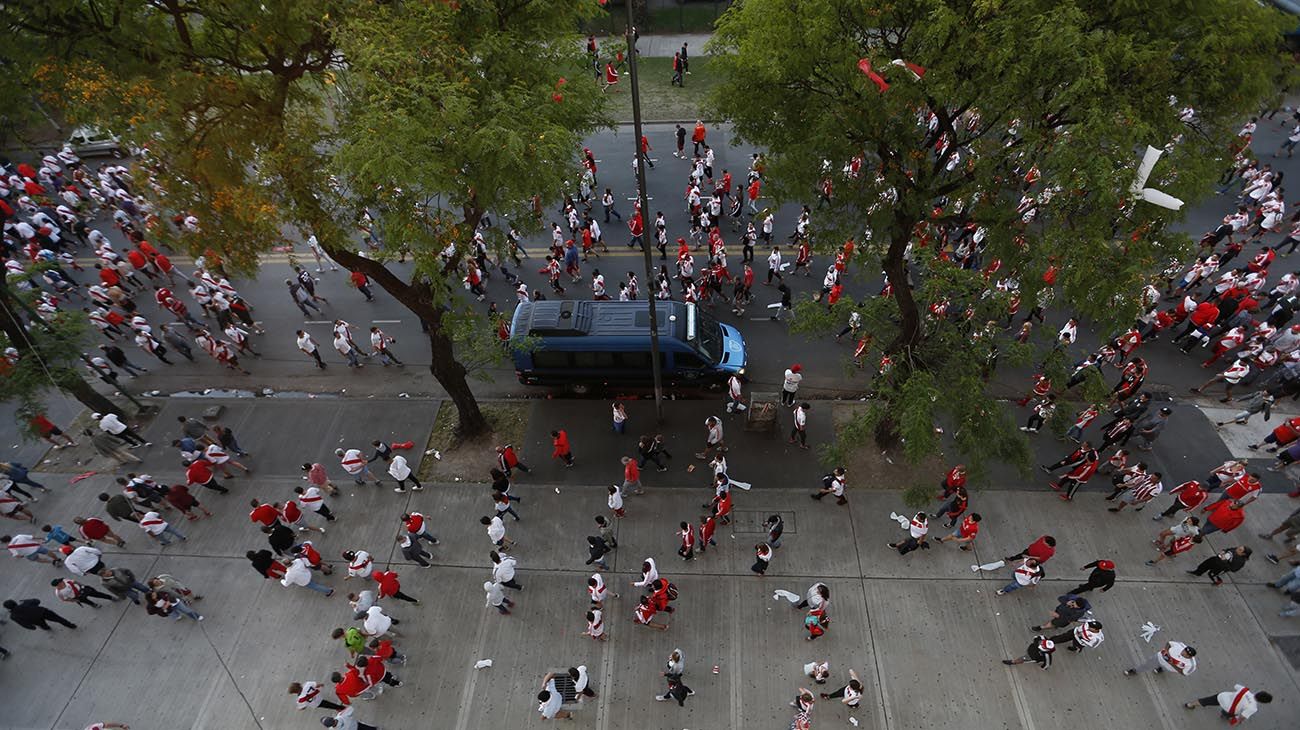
[1184,685,1272,724]
[1003,636,1055,669]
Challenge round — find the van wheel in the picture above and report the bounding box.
[111,148,123,158]
[568,383,591,396]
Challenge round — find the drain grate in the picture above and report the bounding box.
[548,671,578,704]
[730,510,796,534]
[1272,636,1300,671]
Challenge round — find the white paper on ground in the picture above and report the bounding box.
[473,659,493,669]
[773,589,801,604]
[730,479,752,490]
[973,560,1005,572]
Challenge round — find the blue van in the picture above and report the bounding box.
[510,300,747,393]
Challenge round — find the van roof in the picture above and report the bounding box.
[514,300,687,338]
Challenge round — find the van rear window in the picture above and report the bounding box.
[532,351,570,369]
[573,352,616,368]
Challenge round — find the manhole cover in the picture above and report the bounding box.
[1272,636,1300,671]
[548,671,578,704]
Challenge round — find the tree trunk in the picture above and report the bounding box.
[54,370,125,416]
[883,213,922,355]
[317,243,492,439]
[427,308,490,437]
[0,282,124,416]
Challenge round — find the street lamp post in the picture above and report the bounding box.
[624,5,665,422]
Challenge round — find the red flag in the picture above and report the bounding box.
[890,59,927,80]
[857,58,889,93]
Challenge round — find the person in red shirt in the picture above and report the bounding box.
[73,516,126,546]
[1201,499,1247,536]
[355,655,402,692]
[551,429,575,467]
[370,569,420,604]
[633,595,668,631]
[676,522,695,561]
[1005,535,1056,564]
[1248,415,1300,451]
[29,413,76,448]
[1155,480,1207,519]
[331,666,372,705]
[186,458,229,494]
[165,484,212,521]
[95,265,120,288]
[494,444,531,476]
[747,178,762,213]
[622,457,643,496]
[292,540,332,575]
[691,120,707,155]
[937,513,981,551]
[367,637,406,664]
[640,135,654,169]
[349,270,375,301]
[249,500,282,528]
[711,489,732,525]
[698,513,717,554]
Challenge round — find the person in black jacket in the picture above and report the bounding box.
[4,598,77,631]
[1030,594,1091,631]
[1068,559,1117,594]
[263,522,295,556]
[1188,545,1251,585]
[247,549,282,578]
[585,536,610,570]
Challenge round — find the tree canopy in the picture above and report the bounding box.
[710,0,1291,482]
[1,0,611,434]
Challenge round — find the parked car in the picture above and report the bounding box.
[66,126,123,157]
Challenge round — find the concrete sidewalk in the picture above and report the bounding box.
[2,459,1297,729]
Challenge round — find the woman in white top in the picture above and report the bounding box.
[611,403,628,434]
[820,669,863,707]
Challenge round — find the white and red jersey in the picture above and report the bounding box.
[1012,559,1042,586]
[297,486,325,511]
[295,680,327,709]
[339,448,366,475]
[53,580,84,602]
[633,601,657,625]
[1073,405,1099,430]
[588,574,607,603]
[203,443,230,464]
[6,534,43,557]
[1168,480,1207,510]
[1072,622,1104,649]
[1217,685,1260,720]
[347,550,373,578]
[1129,477,1163,503]
[1221,359,1251,384]
[1157,642,1197,675]
[586,608,605,637]
[908,515,928,539]
[679,524,696,551]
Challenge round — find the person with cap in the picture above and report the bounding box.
[1067,559,1116,594]
[1050,620,1105,654]
[1184,684,1272,724]
[782,364,804,406]
[1003,636,1055,669]
[1125,640,1197,677]
[1134,407,1173,451]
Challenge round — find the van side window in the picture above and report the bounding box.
[533,351,571,369]
[676,351,707,369]
[573,351,615,368]
[617,351,651,368]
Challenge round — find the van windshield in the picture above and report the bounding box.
[694,309,724,364]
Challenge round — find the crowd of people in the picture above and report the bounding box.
[4,72,1300,730]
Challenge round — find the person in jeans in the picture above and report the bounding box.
[281,557,334,596]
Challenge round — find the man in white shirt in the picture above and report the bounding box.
[281,556,334,596]
[536,672,571,720]
[1184,684,1271,723]
[781,364,803,406]
[138,511,187,546]
[491,551,522,590]
[320,705,379,730]
[295,330,326,369]
[4,533,57,564]
[484,579,514,615]
[335,448,380,485]
[1125,640,1197,676]
[481,515,515,551]
[819,668,862,707]
[288,680,346,712]
[63,545,105,576]
[94,412,149,447]
[343,549,373,579]
[569,665,595,700]
[361,604,399,638]
[387,454,422,493]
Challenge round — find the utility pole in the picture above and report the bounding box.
[624,5,664,421]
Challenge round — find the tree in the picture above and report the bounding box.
[325,0,608,435]
[1,0,608,436]
[710,0,1289,478]
[0,275,123,429]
